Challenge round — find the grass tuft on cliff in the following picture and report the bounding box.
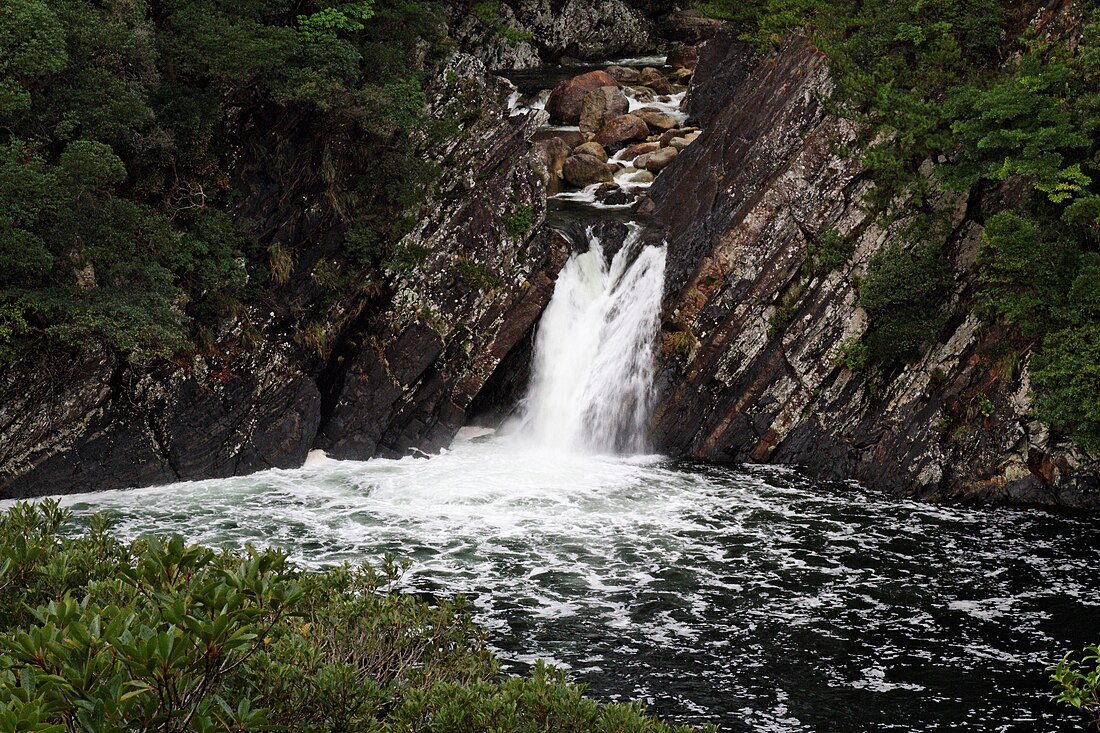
[0,500,706,733]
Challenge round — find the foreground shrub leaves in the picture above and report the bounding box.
[0,500,707,733]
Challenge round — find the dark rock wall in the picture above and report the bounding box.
[0,344,320,497]
[5,11,1097,510]
[646,31,1100,508]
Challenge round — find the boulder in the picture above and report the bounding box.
[545,70,620,125]
[533,129,588,149]
[534,137,573,194]
[562,153,614,187]
[574,141,609,162]
[600,186,633,206]
[670,136,693,151]
[649,78,675,95]
[579,86,630,134]
[660,127,698,147]
[593,113,650,149]
[633,153,651,169]
[666,45,699,70]
[657,9,725,44]
[644,146,678,172]
[628,85,656,103]
[670,67,694,84]
[628,169,656,184]
[621,142,660,159]
[605,65,640,83]
[633,107,680,131]
[637,67,665,86]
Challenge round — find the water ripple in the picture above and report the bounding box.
[29,435,1100,733]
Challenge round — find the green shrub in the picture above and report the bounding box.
[1051,646,1100,728]
[857,244,951,363]
[0,0,451,363]
[457,258,504,291]
[298,2,377,42]
[977,212,1077,336]
[0,501,707,733]
[835,336,870,372]
[1031,323,1100,451]
[692,0,821,48]
[807,227,856,275]
[473,0,501,24]
[504,204,535,238]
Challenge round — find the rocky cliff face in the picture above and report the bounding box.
[646,30,1100,508]
[315,55,568,460]
[448,0,714,68]
[0,53,563,499]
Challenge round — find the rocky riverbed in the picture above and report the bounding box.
[508,50,701,206]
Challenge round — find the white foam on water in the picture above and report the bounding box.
[627,90,689,125]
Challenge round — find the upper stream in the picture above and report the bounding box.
[22,55,1100,733]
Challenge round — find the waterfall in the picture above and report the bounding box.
[520,225,667,454]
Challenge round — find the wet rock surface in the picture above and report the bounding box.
[593,113,650,148]
[0,345,320,498]
[646,31,1100,508]
[579,86,630,133]
[5,12,1094,510]
[563,152,615,187]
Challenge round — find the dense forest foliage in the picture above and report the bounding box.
[0,501,703,732]
[0,0,451,363]
[700,0,1100,452]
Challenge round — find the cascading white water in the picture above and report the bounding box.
[520,225,666,454]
